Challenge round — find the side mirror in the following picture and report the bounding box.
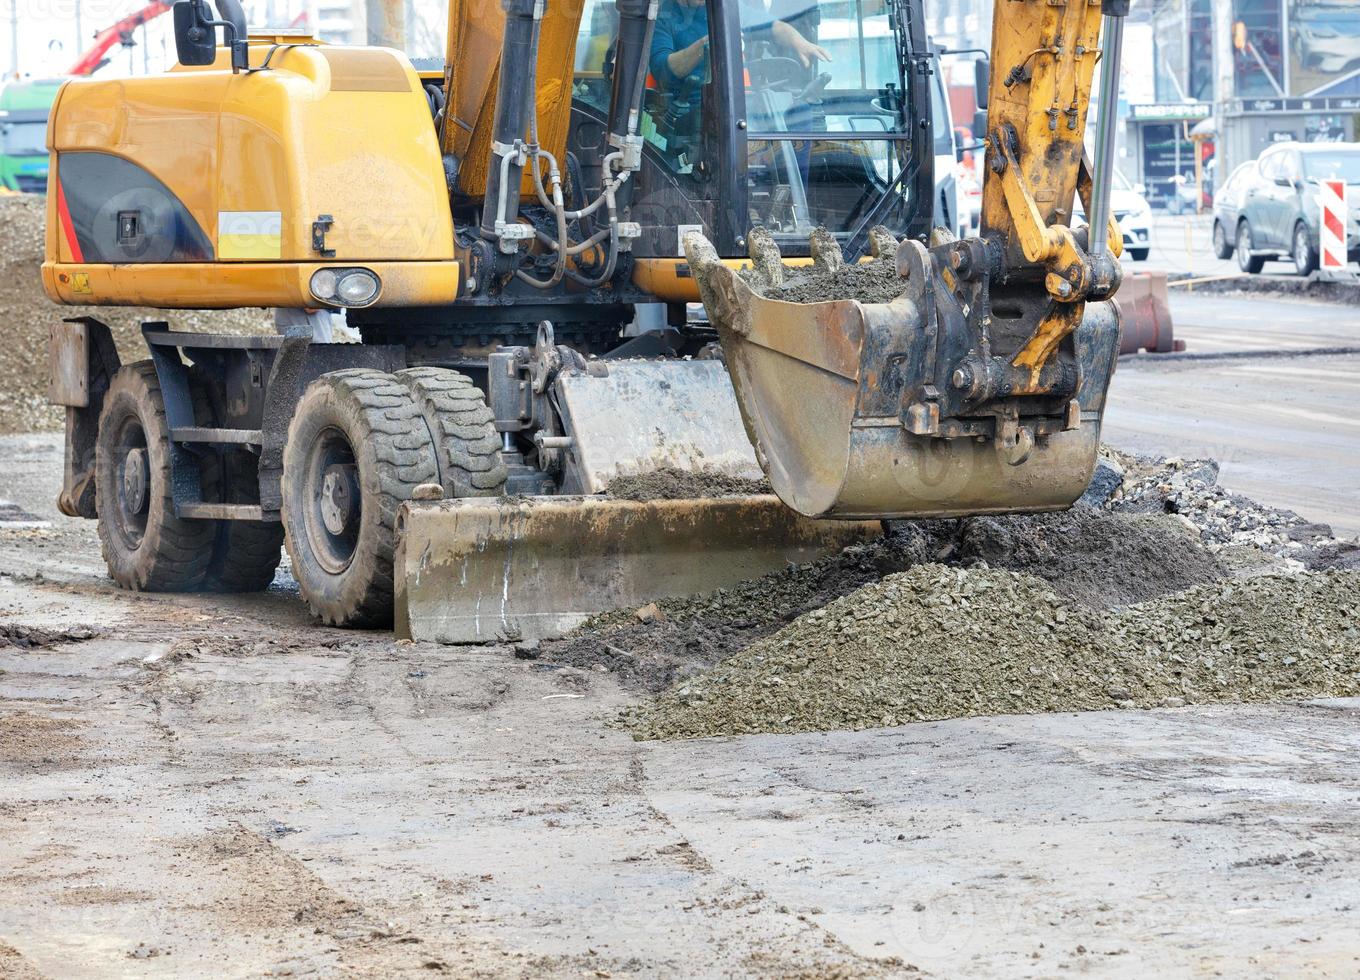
[972,109,988,142]
[1274,175,1292,187]
[172,0,249,71]
[1134,182,1146,195]
[974,57,990,111]
[172,1,217,66]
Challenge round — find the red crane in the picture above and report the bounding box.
[67,1,172,77]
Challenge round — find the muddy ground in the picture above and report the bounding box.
[4,433,1360,976]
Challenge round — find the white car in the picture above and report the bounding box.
[1073,170,1152,261]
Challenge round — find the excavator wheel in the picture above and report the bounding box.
[95,362,215,592]
[282,370,438,627]
[189,371,286,593]
[393,368,507,498]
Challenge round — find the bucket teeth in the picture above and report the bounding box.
[867,226,900,261]
[746,226,785,287]
[809,227,844,275]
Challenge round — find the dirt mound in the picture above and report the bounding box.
[625,567,1360,740]
[540,506,1227,692]
[1107,449,1358,570]
[0,194,271,434]
[751,249,907,305]
[606,467,772,501]
[0,622,99,649]
[1167,273,1360,308]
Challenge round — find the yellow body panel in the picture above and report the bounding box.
[45,42,455,309]
[43,259,459,309]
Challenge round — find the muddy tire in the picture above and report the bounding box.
[281,370,437,627]
[190,373,285,593]
[393,367,507,498]
[95,362,215,592]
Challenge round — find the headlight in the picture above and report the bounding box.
[310,268,338,300]
[336,270,380,305]
[310,267,381,307]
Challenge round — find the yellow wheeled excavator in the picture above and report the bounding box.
[43,0,1129,640]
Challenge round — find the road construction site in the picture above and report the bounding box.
[4,197,1360,972]
[3,425,1360,977]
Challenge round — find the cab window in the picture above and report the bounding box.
[573,0,709,175]
[738,0,912,236]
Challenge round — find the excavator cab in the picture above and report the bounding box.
[564,0,931,260]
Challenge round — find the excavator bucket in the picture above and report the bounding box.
[685,229,1120,520]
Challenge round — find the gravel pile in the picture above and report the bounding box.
[540,506,1228,691]
[1109,450,1359,571]
[0,195,271,433]
[625,566,1360,740]
[742,227,907,305]
[549,449,1360,736]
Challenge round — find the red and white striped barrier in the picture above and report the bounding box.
[1319,178,1348,271]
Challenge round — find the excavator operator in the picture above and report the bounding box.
[648,0,832,100]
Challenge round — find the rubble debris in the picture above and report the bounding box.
[0,622,99,649]
[625,566,1360,740]
[1107,449,1356,569]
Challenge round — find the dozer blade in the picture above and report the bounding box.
[394,496,879,644]
[685,230,1119,520]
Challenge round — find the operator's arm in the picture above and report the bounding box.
[650,14,707,87]
[667,36,709,80]
[772,18,830,69]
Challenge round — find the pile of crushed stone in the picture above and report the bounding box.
[538,505,1229,692]
[1107,450,1358,571]
[606,467,771,501]
[0,195,271,433]
[542,450,1360,729]
[741,226,907,305]
[624,566,1360,740]
[758,254,907,306]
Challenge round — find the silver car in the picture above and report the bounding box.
[1212,141,1360,275]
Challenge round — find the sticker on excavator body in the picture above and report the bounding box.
[218,211,283,260]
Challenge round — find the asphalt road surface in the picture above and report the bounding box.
[1105,291,1360,537]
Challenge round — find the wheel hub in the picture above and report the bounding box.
[320,463,359,536]
[122,447,150,514]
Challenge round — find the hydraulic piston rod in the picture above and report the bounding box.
[1087,1,1129,260]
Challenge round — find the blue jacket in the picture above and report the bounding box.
[650,1,710,93]
[648,1,824,94]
